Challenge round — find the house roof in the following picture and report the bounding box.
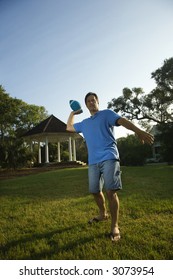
[23,114,82,143]
[24,114,67,137]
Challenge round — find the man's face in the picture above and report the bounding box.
[86,95,99,114]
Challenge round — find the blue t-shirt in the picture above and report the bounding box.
[74,109,121,165]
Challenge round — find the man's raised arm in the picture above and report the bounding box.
[66,109,82,132]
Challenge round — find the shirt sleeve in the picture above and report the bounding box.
[73,122,83,133]
[107,110,121,126]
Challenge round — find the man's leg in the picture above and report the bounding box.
[88,164,108,222]
[92,191,108,219]
[102,160,122,240]
[106,190,120,240]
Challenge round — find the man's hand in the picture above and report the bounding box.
[73,109,83,115]
[136,130,154,145]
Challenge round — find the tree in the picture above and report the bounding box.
[0,85,19,139]
[0,85,48,138]
[0,136,34,169]
[108,58,173,165]
[108,58,173,126]
[156,123,173,163]
[117,135,152,166]
[151,57,173,95]
[15,103,48,137]
[0,85,48,168]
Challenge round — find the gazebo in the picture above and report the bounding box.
[23,114,82,164]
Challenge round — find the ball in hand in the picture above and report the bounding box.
[69,100,83,112]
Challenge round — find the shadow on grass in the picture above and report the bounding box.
[0,223,103,260]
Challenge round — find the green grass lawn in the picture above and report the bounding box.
[0,165,173,260]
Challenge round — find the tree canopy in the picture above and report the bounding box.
[0,85,48,168]
[108,58,173,163]
[108,58,173,126]
[0,85,48,139]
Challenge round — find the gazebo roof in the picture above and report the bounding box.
[23,114,81,142]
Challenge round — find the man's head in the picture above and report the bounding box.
[85,92,99,115]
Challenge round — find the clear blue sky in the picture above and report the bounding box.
[1,0,173,138]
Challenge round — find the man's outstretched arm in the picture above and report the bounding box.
[117,117,154,145]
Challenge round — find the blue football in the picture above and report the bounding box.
[69,100,83,112]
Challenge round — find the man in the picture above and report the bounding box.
[66,92,154,241]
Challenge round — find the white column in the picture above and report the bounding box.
[45,137,49,163]
[38,142,42,164]
[72,139,76,161]
[57,142,61,162]
[68,137,72,161]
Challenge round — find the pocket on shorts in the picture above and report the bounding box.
[114,170,122,189]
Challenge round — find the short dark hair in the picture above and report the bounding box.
[85,92,98,104]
